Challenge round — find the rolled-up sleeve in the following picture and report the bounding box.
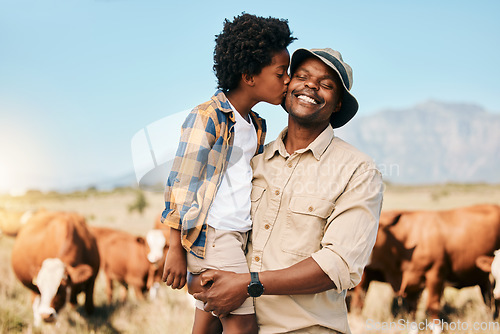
[161,109,216,230]
[311,167,383,292]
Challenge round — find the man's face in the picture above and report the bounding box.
[284,56,342,127]
[251,48,290,105]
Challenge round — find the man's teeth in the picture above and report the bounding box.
[297,95,318,104]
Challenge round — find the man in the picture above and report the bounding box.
[193,48,383,333]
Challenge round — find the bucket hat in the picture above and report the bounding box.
[290,48,359,128]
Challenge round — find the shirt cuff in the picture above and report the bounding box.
[311,247,350,293]
[161,209,181,230]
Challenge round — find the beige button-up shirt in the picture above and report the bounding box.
[248,125,383,334]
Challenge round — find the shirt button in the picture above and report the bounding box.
[308,206,314,212]
[254,256,260,262]
[275,190,280,196]
[264,224,270,230]
[287,162,293,168]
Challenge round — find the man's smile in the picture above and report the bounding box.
[297,95,318,104]
[293,89,323,106]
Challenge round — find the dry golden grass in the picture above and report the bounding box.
[0,188,194,334]
[349,183,500,333]
[348,282,500,334]
[382,183,500,211]
[1,184,500,333]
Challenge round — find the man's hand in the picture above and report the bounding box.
[187,272,207,295]
[192,269,250,317]
[162,246,187,289]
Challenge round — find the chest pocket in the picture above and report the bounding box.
[250,185,266,218]
[281,196,335,258]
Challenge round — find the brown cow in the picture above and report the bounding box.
[11,211,99,326]
[359,205,500,328]
[90,226,159,303]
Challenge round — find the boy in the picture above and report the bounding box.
[161,13,295,333]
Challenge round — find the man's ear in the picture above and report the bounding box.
[242,73,255,87]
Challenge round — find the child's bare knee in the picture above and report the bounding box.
[221,314,258,334]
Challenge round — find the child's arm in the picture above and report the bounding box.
[162,227,187,289]
[161,107,218,288]
[162,108,217,240]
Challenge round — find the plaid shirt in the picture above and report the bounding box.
[161,90,266,258]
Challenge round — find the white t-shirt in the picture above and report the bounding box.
[206,103,257,231]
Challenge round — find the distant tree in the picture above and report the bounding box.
[25,189,43,197]
[87,186,97,192]
[128,190,148,215]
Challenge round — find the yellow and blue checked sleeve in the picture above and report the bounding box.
[162,105,218,231]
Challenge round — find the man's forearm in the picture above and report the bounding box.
[192,257,337,316]
[259,257,336,295]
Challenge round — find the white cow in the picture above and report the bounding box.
[145,229,167,299]
[32,258,93,326]
[32,259,69,326]
[146,229,167,263]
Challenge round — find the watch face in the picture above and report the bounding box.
[248,282,264,297]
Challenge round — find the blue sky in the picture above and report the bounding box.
[1,0,499,194]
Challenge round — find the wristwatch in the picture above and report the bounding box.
[247,272,264,297]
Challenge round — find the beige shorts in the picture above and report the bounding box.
[286,326,342,333]
[187,225,254,315]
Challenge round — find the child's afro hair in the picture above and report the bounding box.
[214,13,296,92]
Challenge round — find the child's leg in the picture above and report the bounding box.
[192,308,222,334]
[214,229,257,333]
[220,314,258,334]
[187,227,221,334]
[190,227,257,333]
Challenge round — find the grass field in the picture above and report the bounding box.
[1,184,500,333]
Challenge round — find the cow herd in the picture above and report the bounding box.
[3,204,500,331]
[349,204,500,332]
[6,210,170,327]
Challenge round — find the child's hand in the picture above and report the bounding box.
[162,246,187,289]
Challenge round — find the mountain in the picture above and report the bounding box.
[96,101,500,191]
[335,101,500,184]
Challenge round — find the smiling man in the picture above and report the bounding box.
[193,48,384,334]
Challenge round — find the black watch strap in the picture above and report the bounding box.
[248,271,264,297]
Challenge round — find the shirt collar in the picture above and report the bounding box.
[211,90,236,122]
[265,125,335,161]
[212,90,262,125]
[265,127,289,160]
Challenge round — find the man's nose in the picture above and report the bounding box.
[304,79,319,90]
